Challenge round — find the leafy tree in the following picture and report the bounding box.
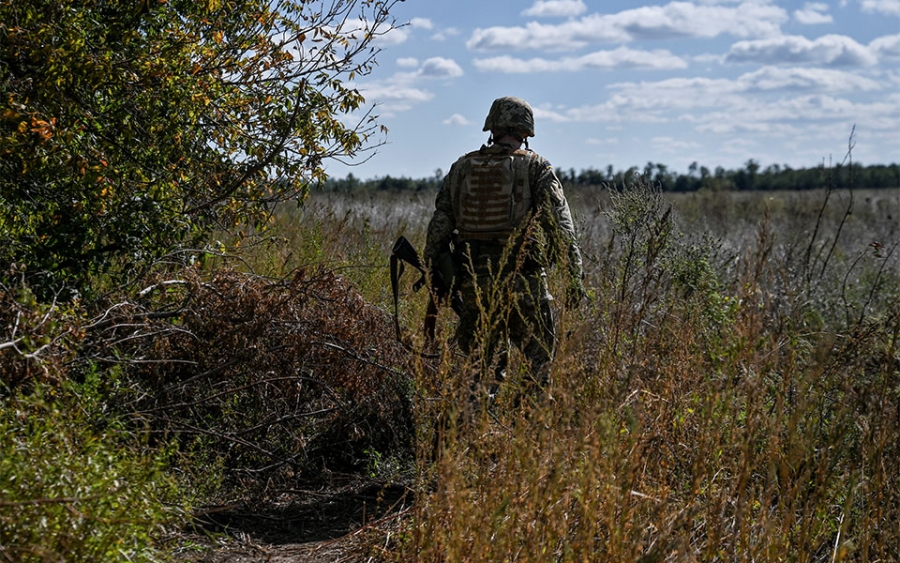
[1,0,399,299]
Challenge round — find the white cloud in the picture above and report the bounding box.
[468,2,788,51]
[659,67,878,96]
[861,0,900,16]
[443,113,470,126]
[374,25,410,46]
[418,57,464,78]
[521,0,587,18]
[692,95,900,135]
[532,66,888,126]
[392,57,465,81]
[870,34,900,60]
[474,47,688,73]
[431,27,461,42]
[353,58,464,115]
[794,2,833,24]
[410,17,433,29]
[606,2,788,40]
[740,67,881,91]
[605,77,741,113]
[467,22,599,52]
[356,83,434,115]
[537,88,900,158]
[726,34,877,66]
[694,53,725,64]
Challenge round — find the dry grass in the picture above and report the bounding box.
[272,181,898,562]
[4,177,894,561]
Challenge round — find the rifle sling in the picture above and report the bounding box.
[390,252,403,341]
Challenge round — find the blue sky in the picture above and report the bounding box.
[333,0,900,180]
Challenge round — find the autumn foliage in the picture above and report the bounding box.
[1,0,398,298]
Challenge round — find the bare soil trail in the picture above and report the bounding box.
[175,481,412,562]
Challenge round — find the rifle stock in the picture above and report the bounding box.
[391,236,427,292]
[390,236,461,343]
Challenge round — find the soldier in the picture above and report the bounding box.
[424,96,585,406]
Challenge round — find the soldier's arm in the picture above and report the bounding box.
[534,160,584,283]
[423,171,455,268]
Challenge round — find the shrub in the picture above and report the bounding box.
[83,267,417,494]
[0,387,183,563]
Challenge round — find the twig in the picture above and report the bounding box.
[831,512,845,563]
[856,243,897,330]
[0,496,98,507]
[318,340,408,379]
[154,418,293,466]
[161,357,243,392]
[138,279,190,297]
[0,338,23,352]
[234,408,338,436]
[805,160,834,284]
[820,126,856,281]
[312,501,414,555]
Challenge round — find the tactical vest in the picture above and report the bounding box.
[453,148,534,243]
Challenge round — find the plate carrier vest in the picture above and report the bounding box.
[453,149,534,243]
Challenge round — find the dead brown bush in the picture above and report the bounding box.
[79,267,415,493]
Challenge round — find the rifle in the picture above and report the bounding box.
[390,236,461,343]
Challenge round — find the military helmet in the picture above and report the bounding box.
[482,96,535,137]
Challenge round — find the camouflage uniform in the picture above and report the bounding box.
[424,97,584,396]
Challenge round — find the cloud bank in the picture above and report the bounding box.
[468,2,789,51]
[474,47,688,73]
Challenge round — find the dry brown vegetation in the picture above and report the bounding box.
[2,177,898,562]
[271,181,898,562]
[388,183,897,562]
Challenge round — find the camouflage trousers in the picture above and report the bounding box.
[455,270,556,397]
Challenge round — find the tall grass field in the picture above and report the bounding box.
[271,181,899,562]
[1,179,897,562]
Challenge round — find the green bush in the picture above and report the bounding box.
[0,387,185,563]
[1,0,397,300]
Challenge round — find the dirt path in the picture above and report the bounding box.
[174,482,412,562]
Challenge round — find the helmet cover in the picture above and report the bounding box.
[482,96,535,137]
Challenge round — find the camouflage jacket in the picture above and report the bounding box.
[424,143,583,284]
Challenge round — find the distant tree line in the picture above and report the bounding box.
[323,160,899,193]
[321,171,444,192]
